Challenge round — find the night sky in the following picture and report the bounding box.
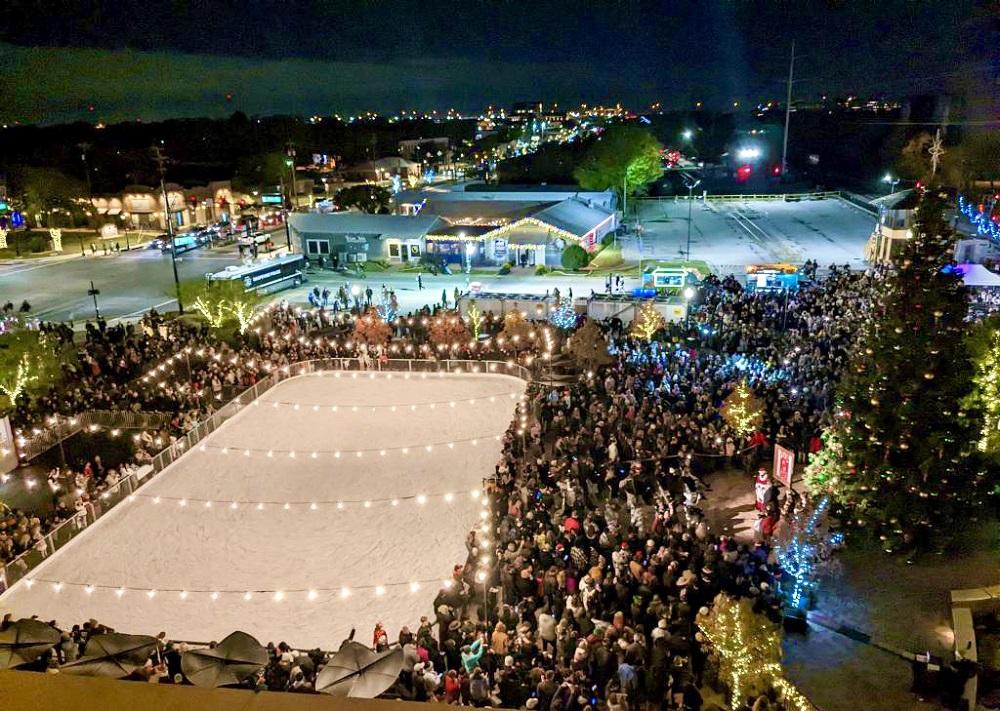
[1,0,992,125]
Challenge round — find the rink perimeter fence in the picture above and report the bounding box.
[0,358,532,593]
[16,410,175,462]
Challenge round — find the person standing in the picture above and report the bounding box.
[417,273,424,290]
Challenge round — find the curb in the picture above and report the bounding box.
[808,613,917,661]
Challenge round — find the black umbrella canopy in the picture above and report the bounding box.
[61,633,158,678]
[181,631,268,688]
[0,619,61,669]
[315,641,402,698]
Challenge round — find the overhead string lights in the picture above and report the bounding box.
[133,488,490,511]
[199,432,506,458]
[258,389,521,412]
[22,576,466,602]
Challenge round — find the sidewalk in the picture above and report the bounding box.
[702,468,997,711]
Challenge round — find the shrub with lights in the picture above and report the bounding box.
[630,300,665,341]
[720,380,764,437]
[697,595,815,711]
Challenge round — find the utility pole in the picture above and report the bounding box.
[152,145,184,314]
[780,41,796,179]
[78,142,97,234]
[284,141,295,251]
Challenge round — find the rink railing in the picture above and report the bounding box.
[0,358,531,592]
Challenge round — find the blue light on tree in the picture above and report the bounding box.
[550,302,578,330]
[775,496,841,610]
[375,297,397,324]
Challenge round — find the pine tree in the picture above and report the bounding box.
[809,192,979,551]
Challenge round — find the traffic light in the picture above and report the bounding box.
[771,164,782,176]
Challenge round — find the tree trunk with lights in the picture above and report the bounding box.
[807,192,981,553]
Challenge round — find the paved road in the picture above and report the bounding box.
[0,244,253,324]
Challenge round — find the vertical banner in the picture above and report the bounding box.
[773,444,795,487]
[0,415,17,475]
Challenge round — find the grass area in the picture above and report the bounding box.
[590,244,624,269]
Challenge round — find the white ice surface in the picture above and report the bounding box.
[0,372,524,649]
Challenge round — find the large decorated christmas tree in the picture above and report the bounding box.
[806,192,980,552]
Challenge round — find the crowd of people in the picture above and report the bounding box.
[2,265,889,709]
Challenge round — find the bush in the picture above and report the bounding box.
[498,261,513,275]
[601,231,615,247]
[561,244,590,271]
[535,265,550,276]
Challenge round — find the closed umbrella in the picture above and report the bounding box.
[61,633,158,678]
[0,619,61,669]
[181,631,267,688]
[316,641,402,698]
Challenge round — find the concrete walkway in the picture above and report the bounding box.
[701,467,997,711]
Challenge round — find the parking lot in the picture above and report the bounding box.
[628,196,877,276]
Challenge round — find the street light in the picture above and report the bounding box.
[883,173,900,194]
[682,176,702,263]
[682,129,693,141]
[683,286,695,327]
[350,284,362,313]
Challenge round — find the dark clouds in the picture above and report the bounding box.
[0,0,989,124]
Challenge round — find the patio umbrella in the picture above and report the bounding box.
[61,633,158,678]
[315,641,402,698]
[0,618,61,669]
[181,631,267,688]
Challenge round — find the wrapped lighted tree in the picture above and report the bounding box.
[631,300,664,341]
[466,300,485,340]
[499,309,534,351]
[188,280,263,333]
[774,496,843,612]
[964,317,1000,461]
[353,307,393,346]
[809,192,980,552]
[428,310,470,352]
[721,380,764,436]
[375,296,397,324]
[0,332,63,414]
[569,318,613,372]
[697,595,813,711]
[549,301,578,330]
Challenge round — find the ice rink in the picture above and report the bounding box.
[0,371,525,649]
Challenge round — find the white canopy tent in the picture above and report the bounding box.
[957,263,1000,288]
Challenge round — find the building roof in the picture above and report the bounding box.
[395,187,615,209]
[373,156,421,170]
[532,197,616,237]
[289,212,444,239]
[871,189,920,210]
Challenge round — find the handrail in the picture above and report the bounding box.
[15,410,174,462]
[0,359,532,593]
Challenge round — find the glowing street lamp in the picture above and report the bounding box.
[682,129,694,141]
[683,286,696,327]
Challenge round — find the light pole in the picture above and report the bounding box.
[683,286,695,327]
[682,176,701,263]
[87,281,102,320]
[883,173,900,194]
[153,146,184,314]
[121,212,131,251]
